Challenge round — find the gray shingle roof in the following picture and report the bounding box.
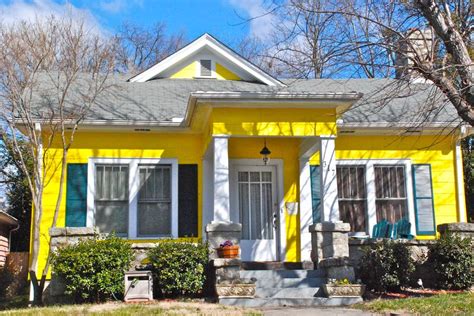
[34,74,459,125]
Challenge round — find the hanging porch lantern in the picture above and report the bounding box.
[260,139,271,165]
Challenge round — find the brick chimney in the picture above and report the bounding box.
[395,28,434,81]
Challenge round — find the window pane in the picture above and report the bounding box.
[239,182,250,239]
[138,202,171,236]
[261,183,273,239]
[336,166,367,233]
[137,165,172,236]
[262,172,272,182]
[340,201,366,232]
[250,172,260,182]
[376,200,407,223]
[95,164,129,236]
[374,165,408,224]
[250,183,261,239]
[238,172,249,182]
[95,201,128,235]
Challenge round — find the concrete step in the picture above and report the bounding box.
[219,297,363,307]
[255,287,322,298]
[254,277,325,288]
[240,269,325,279]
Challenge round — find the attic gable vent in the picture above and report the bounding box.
[200,59,212,77]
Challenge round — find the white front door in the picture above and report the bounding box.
[231,165,278,261]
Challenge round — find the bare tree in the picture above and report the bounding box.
[255,0,473,125]
[258,0,350,79]
[115,22,185,73]
[0,16,116,304]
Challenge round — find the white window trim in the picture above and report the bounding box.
[87,157,179,239]
[336,159,416,237]
[194,58,216,79]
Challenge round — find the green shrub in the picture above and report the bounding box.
[147,241,209,297]
[428,233,473,290]
[358,240,415,292]
[51,234,133,303]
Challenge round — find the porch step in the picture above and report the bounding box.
[219,297,363,307]
[255,286,322,298]
[253,277,325,288]
[240,269,324,279]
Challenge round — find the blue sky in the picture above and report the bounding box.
[0,0,272,46]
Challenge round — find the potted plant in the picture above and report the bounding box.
[321,278,366,297]
[216,240,239,258]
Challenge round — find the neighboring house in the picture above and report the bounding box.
[32,33,471,271]
[0,211,19,267]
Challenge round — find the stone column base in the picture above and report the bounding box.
[206,222,242,259]
[319,257,355,283]
[309,222,350,264]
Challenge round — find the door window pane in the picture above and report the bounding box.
[238,171,274,240]
[336,166,367,232]
[374,165,408,223]
[137,165,172,237]
[95,164,129,236]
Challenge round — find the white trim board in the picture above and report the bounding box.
[128,33,284,86]
[87,157,179,239]
[229,159,286,261]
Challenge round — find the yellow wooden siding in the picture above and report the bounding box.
[211,108,338,136]
[215,63,240,80]
[169,61,241,80]
[170,61,196,78]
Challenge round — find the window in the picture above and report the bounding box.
[200,59,212,76]
[374,165,408,223]
[88,158,178,239]
[138,165,171,237]
[336,165,367,232]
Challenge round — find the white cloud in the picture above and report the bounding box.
[98,0,143,14]
[227,0,276,40]
[0,0,105,35]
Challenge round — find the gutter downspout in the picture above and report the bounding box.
[8,222,20,252]
[455,125,469,223]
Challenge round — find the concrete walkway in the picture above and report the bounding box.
[262,307,379,316]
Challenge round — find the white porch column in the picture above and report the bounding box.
[213,136,231,223]
[299,137,320,262]
[319,136,340,222]
[299,157,313,262]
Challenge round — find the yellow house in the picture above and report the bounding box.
[35,33,471,272]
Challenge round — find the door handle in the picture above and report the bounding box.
[273,212,278,229]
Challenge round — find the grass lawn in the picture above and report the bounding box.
[354,292,474,315]
[0,300,261,316]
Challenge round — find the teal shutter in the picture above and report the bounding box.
[412,164,436,235]
[65,163,88,227]
[310,165,321,223]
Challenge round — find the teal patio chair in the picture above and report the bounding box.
[372,219,392,238]
[392,218,414,239]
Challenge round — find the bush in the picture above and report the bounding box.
[147,241,209,297]
[428,233,473,290]
[358,240,415,292]
[51,234,133,302]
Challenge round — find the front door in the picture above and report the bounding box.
[232,165,278,261]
